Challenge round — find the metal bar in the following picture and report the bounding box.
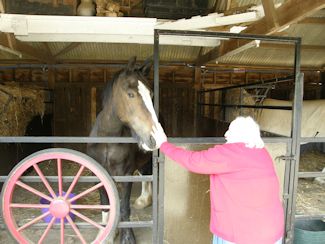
[167,137,291,144]
[295,215,325,220]
[198,75,294,93]
[118,220,153,228]
[300,137,325,143]
[12,133,302,145]
[298,172,325,178]
[0,221,153,230]
[153,28,160,244]
[198,103,292,110]
[157,154,165,244]
[282,141,292,234]
[0,175,153,183]
[286,40,303,244]
[156,29,300,43]
[0,136,137,144]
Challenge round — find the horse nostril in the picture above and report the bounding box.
[149,135,156,148]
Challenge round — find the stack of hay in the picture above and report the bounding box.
[0,84,45,136]
[96,0,124,17]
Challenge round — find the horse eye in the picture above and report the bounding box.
[128,92,135,98]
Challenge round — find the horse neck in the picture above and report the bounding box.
[95,102,125,136]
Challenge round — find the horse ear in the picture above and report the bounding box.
[139,56,153,77]
[126,56,137,72]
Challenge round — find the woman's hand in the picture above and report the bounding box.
[152,123,167,148]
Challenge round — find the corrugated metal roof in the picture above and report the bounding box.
[218,46,325,68]
[287,24,325,45]
[39,43,201,62]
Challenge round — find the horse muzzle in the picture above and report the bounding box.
[140,135,157,151]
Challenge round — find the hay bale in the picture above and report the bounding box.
[0,83,45,136]
[95,0,124,17]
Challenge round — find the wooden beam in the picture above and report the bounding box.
[15,40,53,63]
[261,0,279,28]
[196,0,325,65]
[0,33,52,62]
[0,0,19,56]
[0,0,4,13]
[54,43,82,58]
[42,42,55,63]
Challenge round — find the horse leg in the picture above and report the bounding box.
[134,161,152,209]
[133,170,152,210]
[119,181,136,244]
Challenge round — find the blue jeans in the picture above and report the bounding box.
[213,235,283,244]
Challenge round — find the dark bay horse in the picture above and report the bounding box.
[87,57,160,244]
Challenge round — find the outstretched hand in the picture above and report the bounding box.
[152,123,167,148]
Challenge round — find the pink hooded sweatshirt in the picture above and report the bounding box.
[160,141,284,244]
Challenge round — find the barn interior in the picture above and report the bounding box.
[0,0,325,244]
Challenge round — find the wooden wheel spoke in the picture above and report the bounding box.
[33,164,56,198]
[57,158,63,196]
[68,182,104,203]
[71,204,110,210]
[70,209,104,230]
[16,181,53,202]
[66,215,87,244]
[10,203,50,209]
[37,217,56,244]
[60,218,64,244]
[64,165,85,200]
[17,211,51,232]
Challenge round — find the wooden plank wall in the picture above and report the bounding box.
[160,81,196,137]
[0,65,322,144]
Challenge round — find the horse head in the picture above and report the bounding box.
[111,56,160,151]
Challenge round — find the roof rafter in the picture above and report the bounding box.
[261,0,279,28]
[54,43,82,58]
[196,0,325,66]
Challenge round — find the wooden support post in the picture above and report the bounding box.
[48,67,55,89]
[321,71,325,99]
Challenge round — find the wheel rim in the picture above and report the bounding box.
[1,148,120,244]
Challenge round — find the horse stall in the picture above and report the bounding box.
[0,61,160,243]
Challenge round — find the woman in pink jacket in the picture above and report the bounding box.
[152,116,284,244]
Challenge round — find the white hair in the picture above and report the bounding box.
[225,116,265,148]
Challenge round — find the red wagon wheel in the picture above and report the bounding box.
[1,148,120,244]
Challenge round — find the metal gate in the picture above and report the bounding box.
[153,29,311,244]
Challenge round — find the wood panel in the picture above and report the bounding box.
[53,83,91,152]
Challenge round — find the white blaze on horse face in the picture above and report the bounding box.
[138,81,160,149]
[137,81,160,139]
[138,81,159,123]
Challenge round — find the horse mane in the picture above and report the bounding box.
[101,69,122,108]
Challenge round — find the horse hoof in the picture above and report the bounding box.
[133,196,152,209]
[120,229,136,244]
